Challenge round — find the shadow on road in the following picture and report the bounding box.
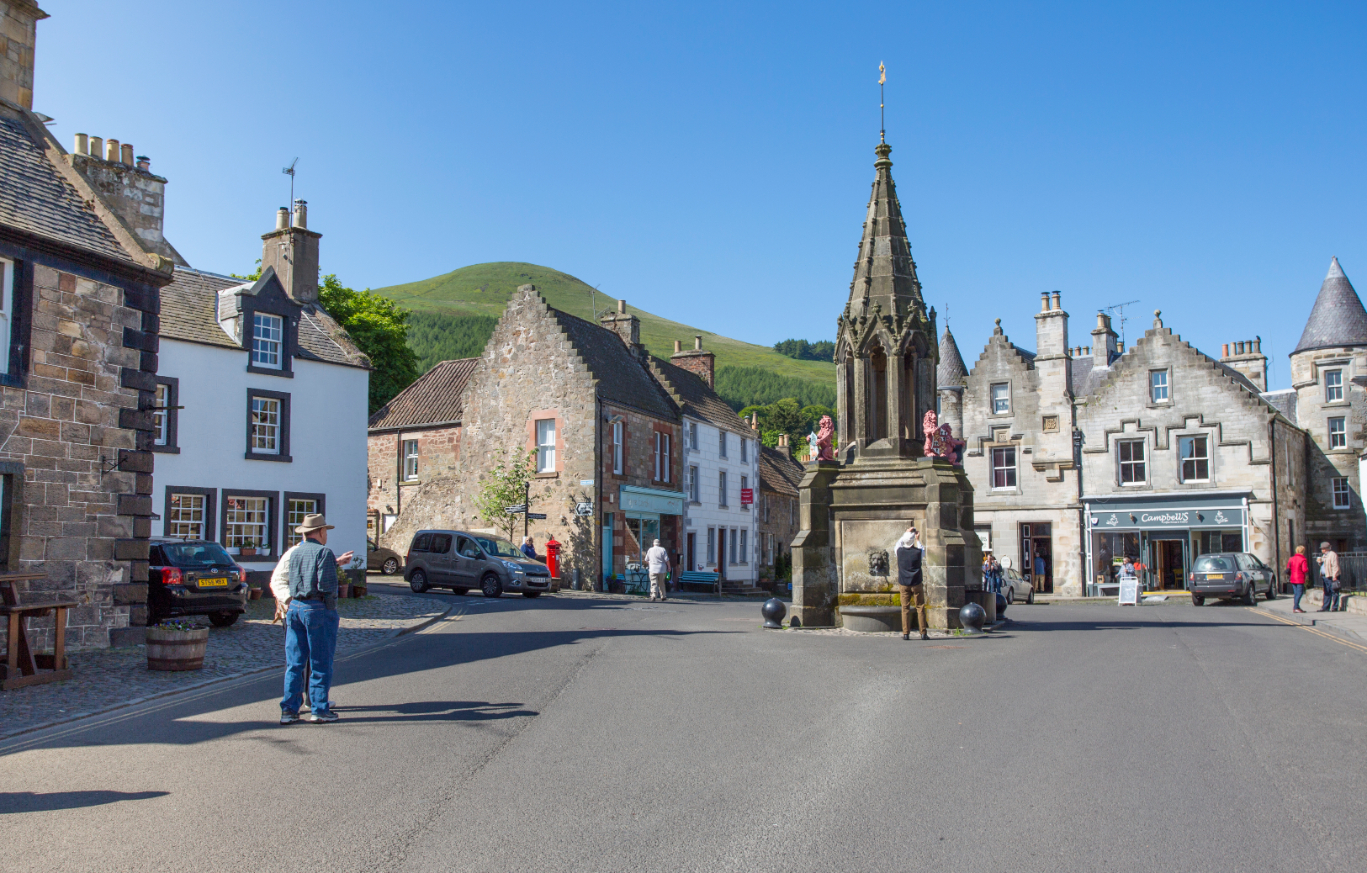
[335,700,538,724]
[0,790,169,814]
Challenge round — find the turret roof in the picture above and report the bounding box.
[1293,258,1367,354]
[937,326,967,388]
[844,142,925,321]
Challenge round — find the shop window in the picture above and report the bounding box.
[1150,370,1170,403]
[1328,417,1347,449]
[990,383,1010,415]
[719,471,728,507]
[1178,435,1209,482]
[535,419,557,473]
[1194,530,1244,554]
[251,313,284,369]
[1118,439,1146,485]
[611,420,624,474]
[1325,369,1344,403]
[402,439,419,481]
[1333,477,1350,509]
[991,446,1016,489]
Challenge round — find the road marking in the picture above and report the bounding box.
[1248,607,1367,655]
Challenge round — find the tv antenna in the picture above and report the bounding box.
[590,284,602,321]
[283,157,298,206]
[1102,299,1140,345]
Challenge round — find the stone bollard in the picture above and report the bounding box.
[959,602,986,634]
[762,598,787,629]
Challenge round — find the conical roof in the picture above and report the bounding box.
[938,325,967,388]
[845,142,925,321]
[1293,258,1367,354]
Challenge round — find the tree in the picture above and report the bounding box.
[473,447,538,541]
[317,275,420,414]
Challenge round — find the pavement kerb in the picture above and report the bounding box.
[1255,591,1367,645]
[0,604,453,746]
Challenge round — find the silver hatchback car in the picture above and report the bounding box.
[404,530,552,599]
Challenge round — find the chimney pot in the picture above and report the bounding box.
[1051,291,1062,310]
[1041,293,1050,312]
[105,138,120,162]
[1096,312,1106,329]
[120,143,134,166]
[779,434,788,448]
[617,299,626,314]
[135,155,150,171]
[1085,345,1091,355]
[694,335,703,350]
[292,199,308,229]
[73,133,88,155]
[276,207,289,231]
[673,339,681,354]
[1222,343,1229,358]
[89,136,103,160]
[1253,336,1261,354]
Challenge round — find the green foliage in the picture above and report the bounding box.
[715,365,835,412]
[316,275,420,415]
[773,339,835,361]
[740,397,836,458]
[406,311,499,373]
[472,447,539,541]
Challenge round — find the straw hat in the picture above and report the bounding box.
[294,513,335,535]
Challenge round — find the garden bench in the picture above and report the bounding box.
[0,572,77,690]
[679,571,721,595]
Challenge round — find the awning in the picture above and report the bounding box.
[1085,493,1246,531]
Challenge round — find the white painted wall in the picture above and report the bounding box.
[681,418,759,582]
[153,337,370,571]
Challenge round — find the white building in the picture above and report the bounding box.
[152,204,370,578]
[650,346,759,586]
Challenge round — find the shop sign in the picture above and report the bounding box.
[1089,506,1242,530]
[620,485,685,516]
[741,488,754,507]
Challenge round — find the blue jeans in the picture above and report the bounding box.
[282,600,340,715]
[1323,581,1341,611]
[1291,584,1304,610]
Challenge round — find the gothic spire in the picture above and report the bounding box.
[846,141,924,321]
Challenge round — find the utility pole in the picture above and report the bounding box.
[524,480,530,541]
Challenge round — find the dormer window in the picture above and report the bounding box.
[252,313,284,369]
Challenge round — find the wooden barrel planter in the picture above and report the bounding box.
[146,626,210,671]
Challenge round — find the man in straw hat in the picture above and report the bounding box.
[280,514,352,725]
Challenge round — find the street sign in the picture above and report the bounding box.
[575,502,594,516]
[741,488,754,506]
[505,504,527,514]
[526,513,547,520]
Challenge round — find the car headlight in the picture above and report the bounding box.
[501,560,525,574]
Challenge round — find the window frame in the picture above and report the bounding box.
[251,312,285,370]
[220,489,278,562]
[706,527,716,566]
[0,250,33,387]
[740,438,748,463]
[990,445,1017,489]
[163,486,217,541]
[401,438,419,481]
[1328,416,1347,450]
[535,418,557,474]
[1149,369,1170,404]
[611,420,624,475]
[1332,477,1351,510]
[719,470,728,507]
[729,528,738,564]
[739,528,748,565]
[0,256,13,378]
[1325,369,1345,403]
[1178,435,1210,483]
[284,491,327,549]
[688,465,700,502]
[151,376,180,453]
[740,474,750,507]
[245,388,292,462]
[990,382,1011,415]
[689,422,698,451]
[719,429,728,458]
[1117,438,1146,486]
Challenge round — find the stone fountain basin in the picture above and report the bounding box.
[839,605,902,633]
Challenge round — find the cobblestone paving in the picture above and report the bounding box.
[0,593,448,740]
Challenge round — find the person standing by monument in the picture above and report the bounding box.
[895,526,927,641]
[645,538,670,602]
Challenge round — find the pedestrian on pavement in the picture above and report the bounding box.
[1317,542,1342,612]
[646,538,670,602]
[280,515,353,725]
[896,526,927,641]
[1287,545,1310,613]
[1034,552,1047,586]
[521,536,539,561]
[982,550,1002,595]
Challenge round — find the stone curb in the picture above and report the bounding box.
[0,605,453,745]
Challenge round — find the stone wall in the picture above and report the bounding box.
[368,423,462,537]
[758,487,798,576]
[601,404,681,576]
[0,1,42,111]
[1290,345,1367,551]
[69,153,183,266]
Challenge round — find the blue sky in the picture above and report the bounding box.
[32,1,1367,389]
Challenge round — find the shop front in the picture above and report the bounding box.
[605,485,686,583]
[1084,492,1249,595]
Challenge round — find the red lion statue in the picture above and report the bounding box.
[922,410,964,465]
[815,415,835,461]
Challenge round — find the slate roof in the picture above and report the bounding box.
[1293,258,1367,354]
[160,266,369,368]
[0,104,133,264]
[550,308,677,420]
[759,444,804,496]
[368,358,480,430]
[1261,389,1298,425]
[937,327,967,388]
[649,356,749,433]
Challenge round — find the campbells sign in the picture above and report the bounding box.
[1087,505,1243,530]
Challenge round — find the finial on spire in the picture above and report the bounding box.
[878,62,886,143]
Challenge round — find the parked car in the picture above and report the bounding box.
[1001,566,1035,605]
[1189,552,1277,606]
[148,539,249,627]
[368,538,403,576]
[404,529,552,598]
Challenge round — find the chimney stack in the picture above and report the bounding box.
[1092,312,1118,366]
[1219,336,1268,392]
[261,199,322,304]
[0,1,46,110]
[69,128,183,264]
[599,299,641,349]
[671,333,716,388]
[778,433,788,448]
[1034,290,1068,359]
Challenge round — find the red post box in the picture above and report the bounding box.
[545,536,561,579]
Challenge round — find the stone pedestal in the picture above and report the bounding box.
[792,461,840,628]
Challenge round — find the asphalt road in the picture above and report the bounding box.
[2,589,1364,873]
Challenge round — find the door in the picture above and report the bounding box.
[427,534,454,583]
[718,531,727,581]
[453,535,481,588]
[602,513,614,584]
[1151,538,1185,590]
[686,532,696,573]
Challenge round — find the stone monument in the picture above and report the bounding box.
[790,140,982,631]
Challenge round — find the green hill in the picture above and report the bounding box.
[375,262,837,407]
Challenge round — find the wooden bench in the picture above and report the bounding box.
[679,571,721,595]
[1,572,78,690]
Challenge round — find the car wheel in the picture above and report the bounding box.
[482,575,503,599]
[1243,583,1257,606]
[409,569,430,593]
[1192,594,1205,606]
[1026,589,1035,605]
[382,557,399,576]
[1005,588,1015,605]
[1265,580,1276,601]
[452,588,469,596]
[208,611,239,628]
[522,591,541,599]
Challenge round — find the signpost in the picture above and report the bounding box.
[574,502,593,517]
[1118,574,1140,606]
[526,513,547,520]
[504,504,527,514]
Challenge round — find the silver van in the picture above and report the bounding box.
[404,530,552,599]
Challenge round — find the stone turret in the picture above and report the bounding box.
[937,326,967,440]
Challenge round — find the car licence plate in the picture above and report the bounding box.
[198,577,228,588]
[1205,574,1225,580]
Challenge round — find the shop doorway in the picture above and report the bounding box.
[1021,523,1053,593]
[602,513,614,584]
[1151,537,1186,590]
[718,532,727,581]
[686,532,696,573]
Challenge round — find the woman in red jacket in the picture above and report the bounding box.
[1286,545,1310,613]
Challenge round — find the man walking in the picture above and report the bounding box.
[646,538,670,602]
[1318,541,1342,612]
[896,526,927,641]
[281,515,349,725]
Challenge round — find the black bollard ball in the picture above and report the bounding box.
[960,601,986,633]
[762,597,787,629]
[996,592,1008,617]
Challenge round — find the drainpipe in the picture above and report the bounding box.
[1270,420,1281,588]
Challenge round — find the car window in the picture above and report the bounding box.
[1193,555,1236,573]
[474,536,522,559]
[411,533,431,552]
[430,534,452,554]
[456,536,481,559]
[367,539,377,551]
[149,545,167,565]
[162,542,236,568]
